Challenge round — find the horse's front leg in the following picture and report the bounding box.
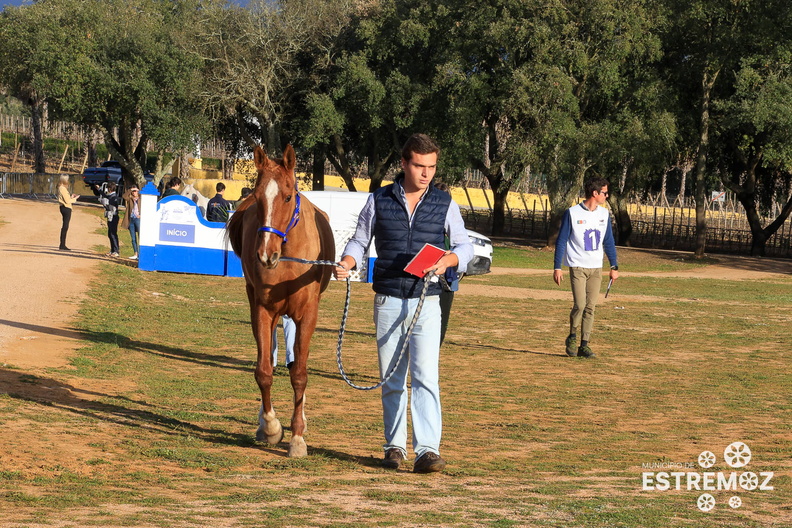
[287,307,318,458]
[251,300,282,445]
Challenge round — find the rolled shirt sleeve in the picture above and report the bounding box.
[446,200,473,274]
[341,194,376,268]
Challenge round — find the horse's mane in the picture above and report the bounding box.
[227,193,254,257]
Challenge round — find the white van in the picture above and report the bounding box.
[303,190,492,282]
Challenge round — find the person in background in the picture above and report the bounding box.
[122,186,141,260]
[553,177,619,359]
[207,182,231,222]
[160,177,182,199]
[433,182,460,346]
[234,187,252,209]
[334,133,473,474]
[91,182,121,257]
[272,315,296,370]
[57,174,79,251]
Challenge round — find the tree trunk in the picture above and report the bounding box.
[693,69,719,258]
[730,177,792,257]
[267,122,280,156]
[366,148,396,193]
[30,100,46,173]
[611,192,633,246]
[476,165,505,236]
[311,144,326,191]
[328,134,357,192]
[85,129,99,168]
[102,119,147,188]
[750,231,768,257]
[491,185,510,236]
[178,153,191,180]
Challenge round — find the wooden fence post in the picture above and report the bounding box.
[57,144,69,173]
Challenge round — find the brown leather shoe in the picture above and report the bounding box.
[382,448,406,469]
[413,451,446,473]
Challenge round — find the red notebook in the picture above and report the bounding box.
[403,243,446,278]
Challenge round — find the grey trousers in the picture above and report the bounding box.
[569,267,602,342]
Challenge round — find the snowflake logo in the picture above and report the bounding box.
[697,493,716,512]
[698,450,716,468]
[724,442,752,468]
[739,472,758,491]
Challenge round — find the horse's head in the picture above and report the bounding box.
[181,184,196,201]
[252,144,299,268]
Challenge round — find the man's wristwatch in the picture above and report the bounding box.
[610,265,619,271]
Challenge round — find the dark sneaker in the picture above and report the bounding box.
[382,448,406,469]
[577,345,596,358]
[59,246,71,251]
[565,335,577,356]
[413,451,446,474]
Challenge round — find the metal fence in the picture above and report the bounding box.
[458,190,792,258]
[0,172,61,199]
[3,171,790,257]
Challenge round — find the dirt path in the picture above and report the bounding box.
[0,198,109,369]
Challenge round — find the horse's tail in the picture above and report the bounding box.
[226,195,253,257]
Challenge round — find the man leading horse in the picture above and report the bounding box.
[334,134,473,474]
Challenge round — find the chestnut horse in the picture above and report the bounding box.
[227,144,334,457]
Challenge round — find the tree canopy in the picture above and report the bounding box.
[0,0,209,186]
[1,0,791,254]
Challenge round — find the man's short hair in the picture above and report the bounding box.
[401,133,440,161]
[240,187,252,198]
[216,182,226,193]
[584,177,610,199]
[167,177,182,189]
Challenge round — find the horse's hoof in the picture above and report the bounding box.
[288,436,308,458]
[256,423,284,445]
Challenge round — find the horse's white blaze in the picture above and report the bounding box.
[261,179,279,252]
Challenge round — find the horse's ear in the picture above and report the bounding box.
[253,145,268,169]
[283,144,296,173]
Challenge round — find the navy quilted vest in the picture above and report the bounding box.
[373,176,450,298]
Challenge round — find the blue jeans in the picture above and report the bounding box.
[272,315,295,366]
[128,216,140,254]
[374,294,442,458]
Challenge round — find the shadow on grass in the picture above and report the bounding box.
[308,446,382,469]
[444,337,562,357]
[0,242,105,262]
[243,440,379,467]
[0,318,256,372]
[0,367,255,448]
[625,247,792,274]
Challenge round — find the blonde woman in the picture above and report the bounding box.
[122,186,141,259]
[57,174,79,251]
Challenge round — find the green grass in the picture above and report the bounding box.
[466,273,792,302]
[0,248,789,526]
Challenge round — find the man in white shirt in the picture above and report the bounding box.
[553,177,619,358]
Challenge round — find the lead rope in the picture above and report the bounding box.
[279,256,434,391]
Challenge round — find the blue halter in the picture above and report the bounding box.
[258,189,301,243]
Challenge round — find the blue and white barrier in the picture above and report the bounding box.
[136,184,379,281]
[138,182,243,277]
